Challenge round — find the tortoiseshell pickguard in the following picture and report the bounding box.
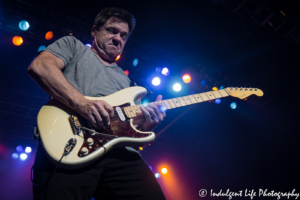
[76,103,150,157]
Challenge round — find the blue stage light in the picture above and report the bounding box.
[155,173,161,178]
[173,83,181,92]
[149,165,153,170]
[160,105,167,112]
[19,20,30,31]
[152,77,161,86]
[215,99,221,104]
[133,58,139,67]
[201,79,206,86]
[12,153,19,159]
[38,45,46,52]
[16,146,23,152]
[20,153,27,161]
[220,86,224,89]
[85,44,91,47]
[25,147,32,153]
[161,67,170,76]
[230,102,237,109]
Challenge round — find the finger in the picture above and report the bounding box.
[90,106,104,129]
[140,106,152,121]
[156,95,163,101]
[144,106,159,123]
[95,104,110,126]
[87,108,101,129]
[102,101,114,118]
[148,104,163,121]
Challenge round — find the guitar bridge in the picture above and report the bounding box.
[69,115,82,135]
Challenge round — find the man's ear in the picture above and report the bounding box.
[91,25,97,39]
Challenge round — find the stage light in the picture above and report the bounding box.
[182,74,191,83]
[85,44,91,47]
[20,153,27,161]
[133,58,139,66]
[124,70,129,76]
[215,99,221,104]
[45,31,53,40]
[201,79,205,86]
[19,20,30,31]
[152,77,161,86]
[142,101,149,107]
[16,146,23,152]
[173,83,181,92]
[161,67,170,76]
[161,168,168,174]
[25,147,32,153]
[139,147,143,151]
[12,36,23,46]
[38,45,46,52]
[116,55,121,61]
[212,87,218,91]
[220,86,224,89]
[230,102,237,109]
[149,165,153,170]
[160,105,167,112]
[12,153,19,159]
[155,173,161,178]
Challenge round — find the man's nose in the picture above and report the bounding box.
[112,34,121,45]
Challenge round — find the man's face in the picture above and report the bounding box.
[92,17,129,62]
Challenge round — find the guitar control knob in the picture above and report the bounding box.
[80,147,89,155]
[86,138,94,145]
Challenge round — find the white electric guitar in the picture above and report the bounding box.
[37,86,263,169]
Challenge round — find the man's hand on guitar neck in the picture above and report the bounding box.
[139,95,166,132]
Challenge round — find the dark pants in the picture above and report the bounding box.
[32,144,166,200]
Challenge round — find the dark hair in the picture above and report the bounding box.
[93,7,136,37]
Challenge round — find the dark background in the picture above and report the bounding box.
[0,0,299,199]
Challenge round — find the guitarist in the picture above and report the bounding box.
[28,7,166,200]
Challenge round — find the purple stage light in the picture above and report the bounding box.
[16,146,23,152]
[161,67,170,76]
[12,153,19,159]
[20,153,27,161]
[25,147,32,153]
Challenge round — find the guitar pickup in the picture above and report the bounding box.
[69,115,82,135]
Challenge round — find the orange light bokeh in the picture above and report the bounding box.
[45,31,54,40]
[124,70,129,76]
[116,55,121,61]
[212,87,218,91]
[161,168,168,174]
[182,74,191,83]
[12,36,23,46]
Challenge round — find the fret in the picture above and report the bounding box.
[127,106,136,117]
[163,100,172,109]
[219,89,229,97]
[182,96,193,105]
[177,97,187,106]
[133,105,142,115]
[187,95,198,103]
[167,99,176,108]
[123,107,131,118]
[212,91,222,98]
[205,92,215,100]
[199,93,209,101]
[193,94,203,102]
[172,98,182,107]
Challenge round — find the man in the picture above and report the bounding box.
[28,7,166,200]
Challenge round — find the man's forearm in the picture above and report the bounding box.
[27,55,85,110]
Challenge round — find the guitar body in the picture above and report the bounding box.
[37,86,155,169]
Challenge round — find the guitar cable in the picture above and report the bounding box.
[31,138,77,187]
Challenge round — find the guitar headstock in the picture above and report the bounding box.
[226,87,264,99]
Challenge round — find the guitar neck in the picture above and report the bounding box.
[123,88,231,118]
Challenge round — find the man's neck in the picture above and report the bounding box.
[91,47,116,66]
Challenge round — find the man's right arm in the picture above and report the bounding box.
[27,51,113,129]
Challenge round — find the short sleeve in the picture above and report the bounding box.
[44,36,78,66]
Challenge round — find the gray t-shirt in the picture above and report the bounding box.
[44,36,140,154]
